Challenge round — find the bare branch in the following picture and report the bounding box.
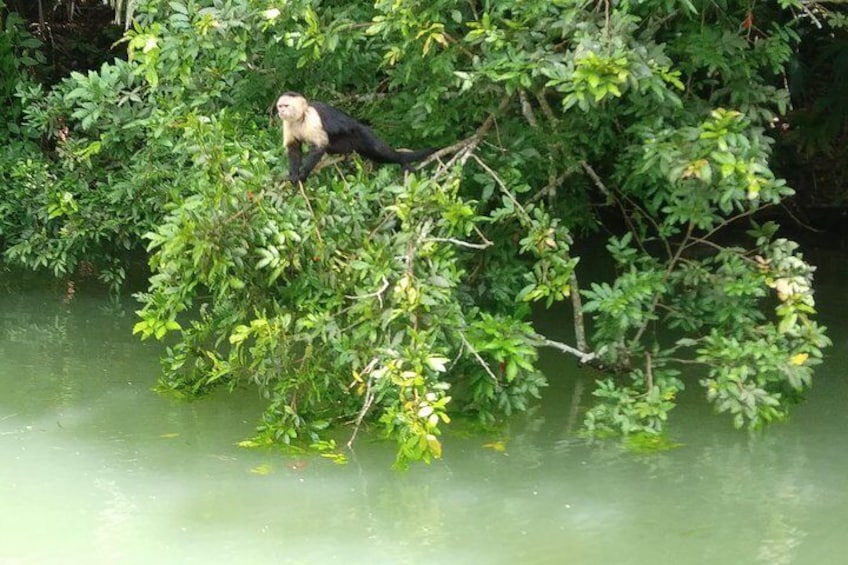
[568,269,590,353]
[685,204,775,250]
[426,237,493,250]
[347,358,380,450]
[345,277,390,304]
[519,90,538,128]
[799,1,824,28]
[645,351,653,391]
[581,159,668,260]
[580,159,612,198]
[459,331,499,382]
[534,89,559,125]
[532,333,597,364]
[471,154,531,222]
[426,95,513,176]
[528,169,573,204]
[296,179,323,244]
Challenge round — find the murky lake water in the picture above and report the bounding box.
[1,250,847,564]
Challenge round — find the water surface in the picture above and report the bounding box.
[1,261,846,564]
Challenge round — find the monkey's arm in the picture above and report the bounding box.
[297,144,328,182]
[287,142,304,182]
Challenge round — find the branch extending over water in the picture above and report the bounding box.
[532,333,597,365]
[347,357,380,450]
[568,270,589,353]
[581,160,671,261]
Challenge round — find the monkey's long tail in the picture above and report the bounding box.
[358,127,438,170]
[398,147,439,170]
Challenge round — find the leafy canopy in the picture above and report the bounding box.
[0,0,831,465]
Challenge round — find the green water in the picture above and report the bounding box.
[1,257,847,564]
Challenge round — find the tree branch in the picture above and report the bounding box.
[568,268,589,353]
[534,89,558,125]
[426,95,513,175]
[459,331,499,382]
[471,154,532,223]
[426,237,493,250]
[684,204,774,252]
[532,333,597,364]
[519,89,538,128]
[347,357,380,450]
[345,277,390,306]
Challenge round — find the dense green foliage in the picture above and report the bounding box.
[0,0,836,465]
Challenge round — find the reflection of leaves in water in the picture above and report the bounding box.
[3,316,68,345]
[483,440,507,453]
[623,433,683,454]
[93,478,137,562]
[480,405,546,468]
[98,299,129,319]
[699,435,815,565]
[249,463,273,475]
[757,519,806,565]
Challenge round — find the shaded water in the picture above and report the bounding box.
[1,254,847,564]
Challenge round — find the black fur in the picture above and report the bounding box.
[284,94,437,182]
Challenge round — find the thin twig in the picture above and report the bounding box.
[629,221,694,349]
[426,237,493,250]
[519,89,538,128]
[581,160,669,260]
[347,358,380,450]
[427,95,513,176]
[686,205,772,250]
[296,180,324,244]
[459,331,499,382]
[528,169,572,204]
[471,154,531,222]
[684,235,758,265]
[534,89,558,125]
[780,202,823,233]
[799,0,823,29]
[344,277,390,305]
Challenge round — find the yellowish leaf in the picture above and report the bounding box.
[426,434,442,459]
[789,353,809,366]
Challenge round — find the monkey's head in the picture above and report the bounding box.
[276,93,308,122]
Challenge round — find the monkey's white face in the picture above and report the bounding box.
[276,95,306,121]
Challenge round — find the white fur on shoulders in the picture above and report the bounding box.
[284,106,329,148]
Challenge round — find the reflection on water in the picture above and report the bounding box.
[1,265,847,564]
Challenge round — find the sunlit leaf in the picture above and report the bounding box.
[789,353,809,366]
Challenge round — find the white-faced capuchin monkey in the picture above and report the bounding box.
[276,92,438,183]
